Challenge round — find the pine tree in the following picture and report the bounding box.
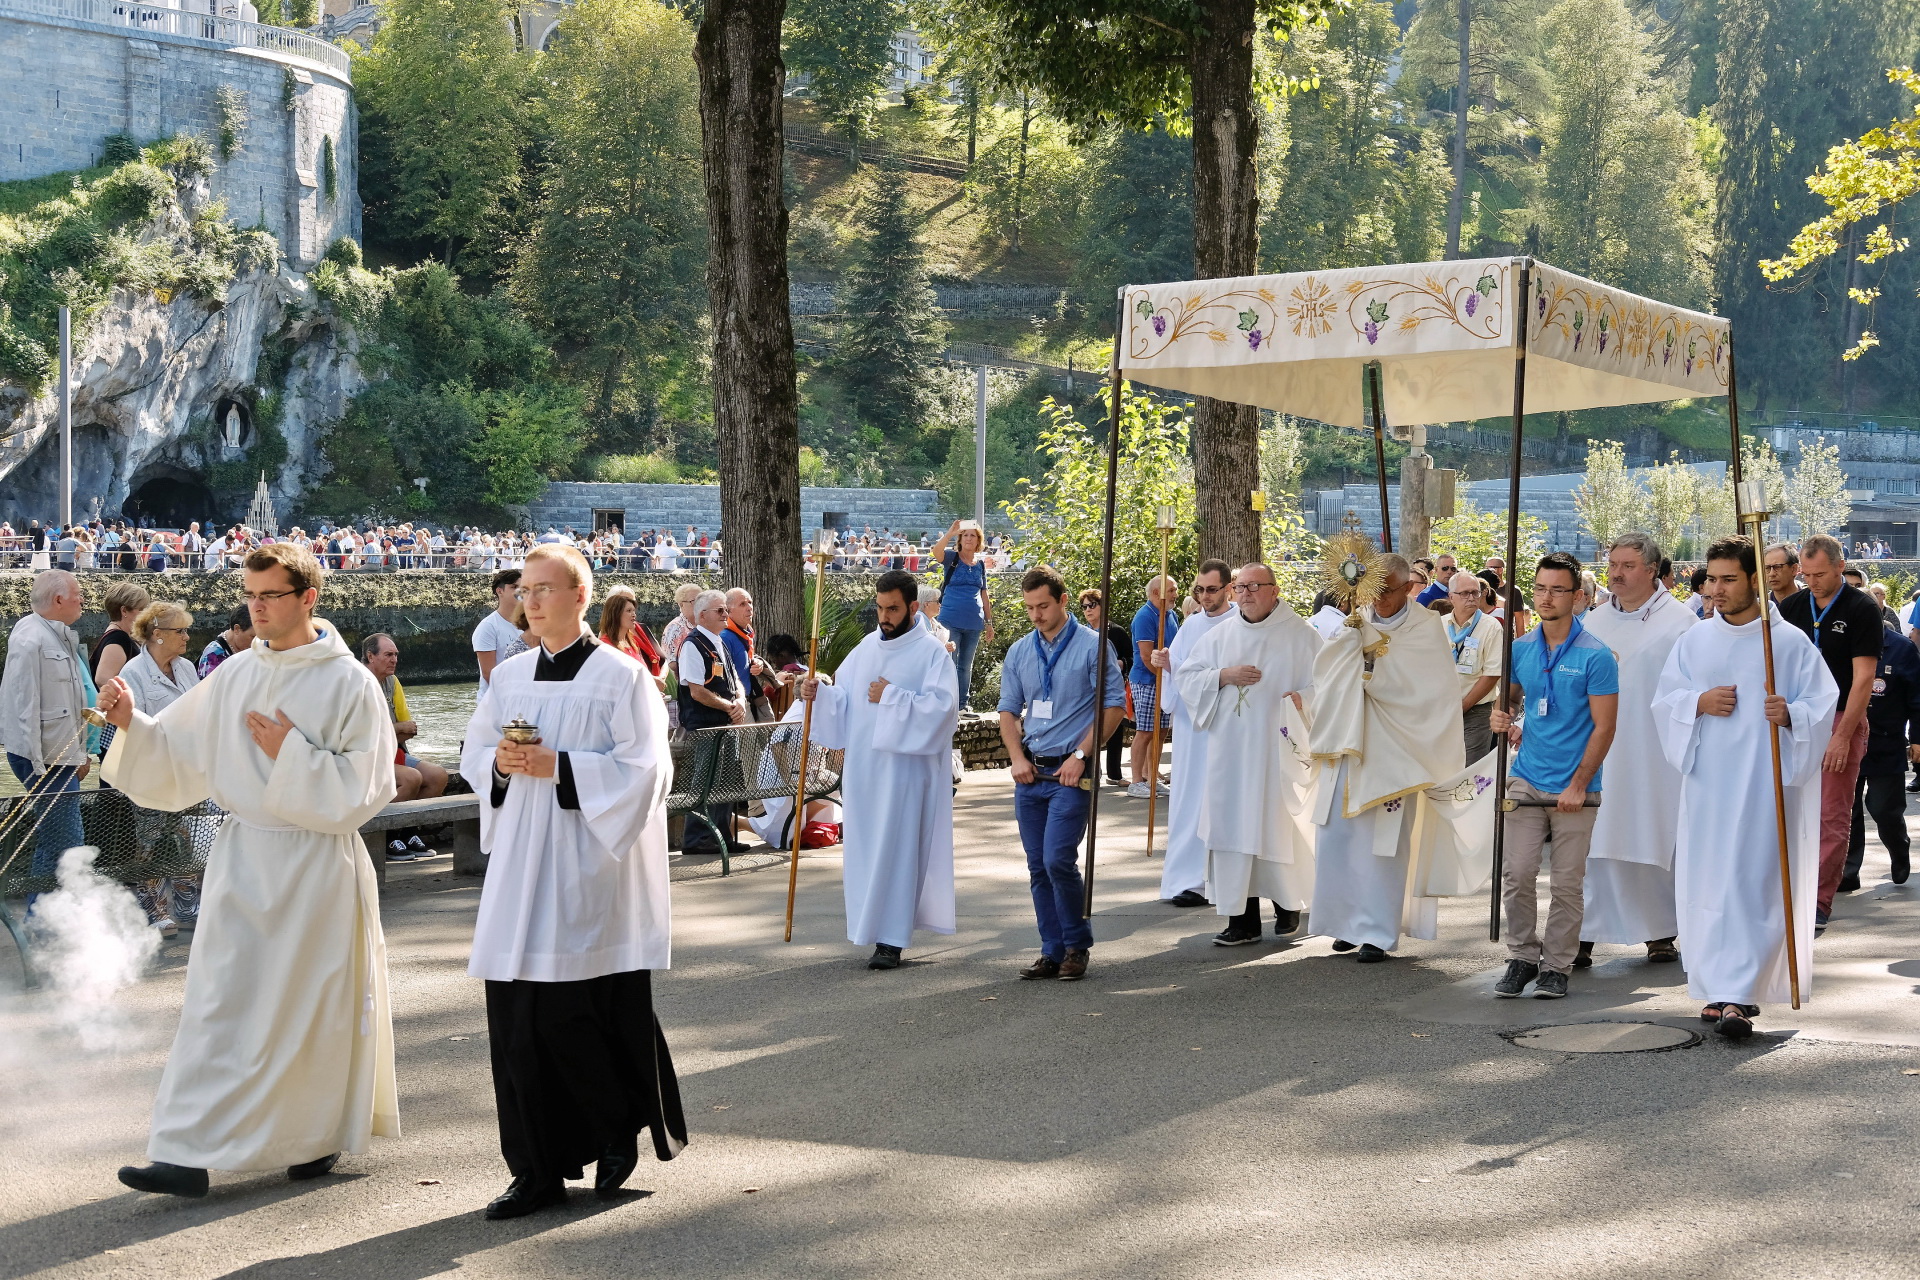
[511,0,706,447]
[828,165,949,475]
[1531,0,1710,305]
[1072,126,1195,299]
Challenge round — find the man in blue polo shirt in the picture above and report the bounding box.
[1488,551,1619,999]
[998,565,1125,981]
[1127,576,1179,797]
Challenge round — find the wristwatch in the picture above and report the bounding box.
[1072,748,1087,761]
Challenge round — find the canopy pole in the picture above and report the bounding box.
[1726,346,1801,1010]
[1489,259,1532,943]
[1084,292,1126,918]
[1367,362,1393,551]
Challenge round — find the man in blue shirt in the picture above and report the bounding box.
[1488,551,1619,999]
[1127,577,1179,798]
[998,565,1125,981]
[1414,555,1455,609]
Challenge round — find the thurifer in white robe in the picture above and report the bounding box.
[806,624,960,948]
[1175,605,1319,914]
[1307,604,1467,950]
[1160,603,1237,900]
[462,643,672,982]
[1654,611,1837,1005]
[1580,588,1695,944]
[102,622,398,1171]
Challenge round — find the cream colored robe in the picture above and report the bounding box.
[1307,604,1480,944]
[104,622,399,1171]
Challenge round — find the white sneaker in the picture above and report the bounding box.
[1125,781,1151,798]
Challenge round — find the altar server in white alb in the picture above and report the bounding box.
[103,543,398,1199]
[1176,562,1320,945]
[1577,531,1695,968]
[1653,535,1837,1040]
[1308,554,1469,962]
[1151,558,1236,907]
[801,569,961,970]
[462,544,685,1220]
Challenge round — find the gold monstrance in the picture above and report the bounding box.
[1318,522,1387,617]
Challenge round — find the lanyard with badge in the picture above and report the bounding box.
[1533,614,1584,719]
[1447,616,1476,668]
[1029,616,1080,721]
[1808,589,1841,648]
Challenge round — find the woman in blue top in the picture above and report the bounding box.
[929,518,995,711]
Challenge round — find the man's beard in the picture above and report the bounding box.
[879,617,913,640]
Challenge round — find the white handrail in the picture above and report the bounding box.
[0,0,352,78]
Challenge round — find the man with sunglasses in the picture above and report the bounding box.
[1149,559,1236,907]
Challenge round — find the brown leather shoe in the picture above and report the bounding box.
[1019,955,1061,980]
[1057,949,1090,981]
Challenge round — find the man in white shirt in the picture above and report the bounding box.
[1445,571,1504,762]
[675,589,748,853]
[473,568,528,696]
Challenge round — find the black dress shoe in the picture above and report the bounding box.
[1272,906,1301,936]
[1356,943,1389,963]
[1573,939,1594,969]
[595,1139,639,1198]
[485,1175,567,1220]
[1894,849,1911,884]
[1166,889,1210,908]
[288,1153,339,1181]
[1330,939,1357,953]
[118,1162,208,1197]
[1838,875,1862,893]
[867,943,902,970]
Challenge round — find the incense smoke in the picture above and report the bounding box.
[32,845,160,1053]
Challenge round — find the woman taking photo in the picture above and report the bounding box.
[927,518,994,712]
[120,600,202,936]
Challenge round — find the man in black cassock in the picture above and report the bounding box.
[461,543,686,1219]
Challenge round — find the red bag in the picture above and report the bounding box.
[801,821,841,848]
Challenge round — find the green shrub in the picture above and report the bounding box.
[91,162,171,224]
[100,134,140,166]
[593,451,682,483]
[323,235,363,269]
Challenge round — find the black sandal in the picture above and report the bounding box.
[1716,1005,1756,1040]
[1699,1003,1725,1023]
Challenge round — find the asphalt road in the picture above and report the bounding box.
[3,768,1918,1280]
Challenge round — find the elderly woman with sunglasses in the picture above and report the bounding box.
[119,600,203,937]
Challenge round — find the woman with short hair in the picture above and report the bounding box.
[121,600,203,936]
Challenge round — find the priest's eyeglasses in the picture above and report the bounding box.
[1232,580,1277,594]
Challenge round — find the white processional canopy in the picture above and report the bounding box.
[1117,258,1731,426]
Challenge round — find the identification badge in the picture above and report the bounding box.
[1874,677,1888,696]
[1535,695,1549,718]
[1456,660,1476,674]
[1031,699,1054,721]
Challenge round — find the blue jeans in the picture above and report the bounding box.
[1014,778,1094,958]
[948,626,983,710]
[7,753,85,884]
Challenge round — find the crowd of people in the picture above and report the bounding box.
[0,515,1017,577]
[8,518,1910,1219]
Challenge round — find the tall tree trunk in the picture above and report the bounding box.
[965,81,978,170]
[1445,0,1470,257]
[695,0,803,636]
[1013,92,1031,251]
[1188,0,1262,567]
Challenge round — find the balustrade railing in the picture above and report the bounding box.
[1,0,352,77]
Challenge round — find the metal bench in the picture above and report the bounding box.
[667,720,843,875]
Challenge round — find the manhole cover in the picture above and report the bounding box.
[1505,1021,1698,1054]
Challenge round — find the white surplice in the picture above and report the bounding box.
[1653,611,1837,1005]
[1307,603,1468,949]
[1160,603,1237,899]
[102,622,399,1171]
[1580,588,1695,943]
[806,624,960,948]
[463,643,673,982]
[1175,605,1320,913]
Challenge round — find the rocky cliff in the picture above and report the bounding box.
[0,141,362,527]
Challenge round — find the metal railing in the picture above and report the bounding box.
[1,0,353,78]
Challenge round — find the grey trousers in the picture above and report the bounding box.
[1463,702,1495,763]
[1501,779,1597,975]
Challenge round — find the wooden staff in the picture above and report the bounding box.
[1145,506,1175,857]
[1366,361,1394,552]
[1727,348,1801,1009]
[784,529,834,944]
